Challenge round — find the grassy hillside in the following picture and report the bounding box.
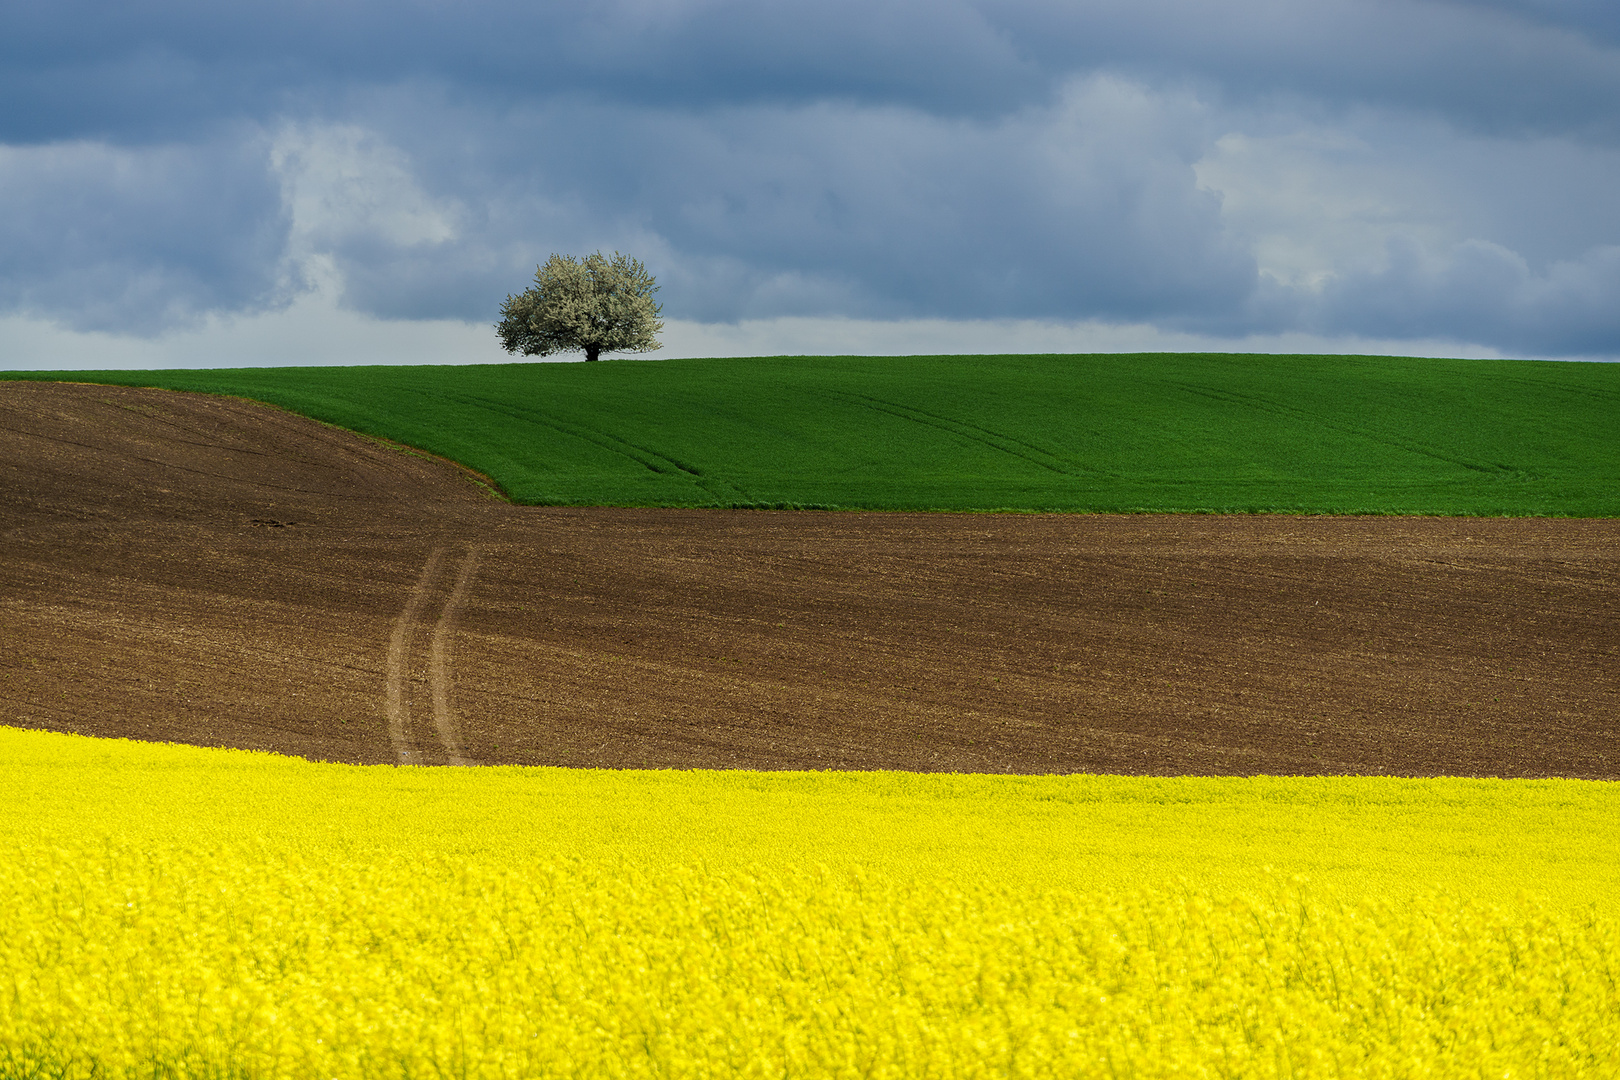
[9,352,1618,514]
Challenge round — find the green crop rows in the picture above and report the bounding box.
[9,352,1618,515]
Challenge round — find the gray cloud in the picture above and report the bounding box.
[992,0,1620,142]
[286,78,1255,325]
[0,132,288,333]
[7,1,1619,137]
[1310,238,1620,355]
[1,0,1619,355]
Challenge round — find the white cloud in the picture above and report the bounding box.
[267,121,466,311]
[1195,127,1457,292]
[271,123,461,252]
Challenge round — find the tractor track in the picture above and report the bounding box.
[2,380,1617,778]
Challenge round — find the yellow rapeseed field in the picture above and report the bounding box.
[2,727,1617,1078]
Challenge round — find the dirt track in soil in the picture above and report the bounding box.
[2,380,1616,777]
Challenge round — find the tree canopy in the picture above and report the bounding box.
[497,252,663,362]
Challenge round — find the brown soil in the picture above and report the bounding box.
[3,380,1616,777]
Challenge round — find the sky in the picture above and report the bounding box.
[3,0,1619,369]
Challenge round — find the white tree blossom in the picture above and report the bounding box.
[497,251,663,361]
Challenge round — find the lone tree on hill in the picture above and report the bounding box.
[497,251,663,362]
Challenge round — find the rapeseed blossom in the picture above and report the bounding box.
[2,729,1617,1078]
[3,845,1617,1078]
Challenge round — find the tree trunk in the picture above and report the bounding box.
[584,344,601,362]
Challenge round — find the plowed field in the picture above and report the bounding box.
[3,381,1616,776]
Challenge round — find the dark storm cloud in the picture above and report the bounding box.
[8,0,1620,138]
[0,132,288,333]
[2,0,1619,355]
[1310,238,1620,356]
[378,83,1256,324]
[0,0,1043,141]
[992,0,1620,142]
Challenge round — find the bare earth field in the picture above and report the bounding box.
[2,381,1616,777]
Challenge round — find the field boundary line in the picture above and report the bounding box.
[428,546,480,766]
[385,547,445,765]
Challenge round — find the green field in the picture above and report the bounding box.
[8,352,1618,515]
